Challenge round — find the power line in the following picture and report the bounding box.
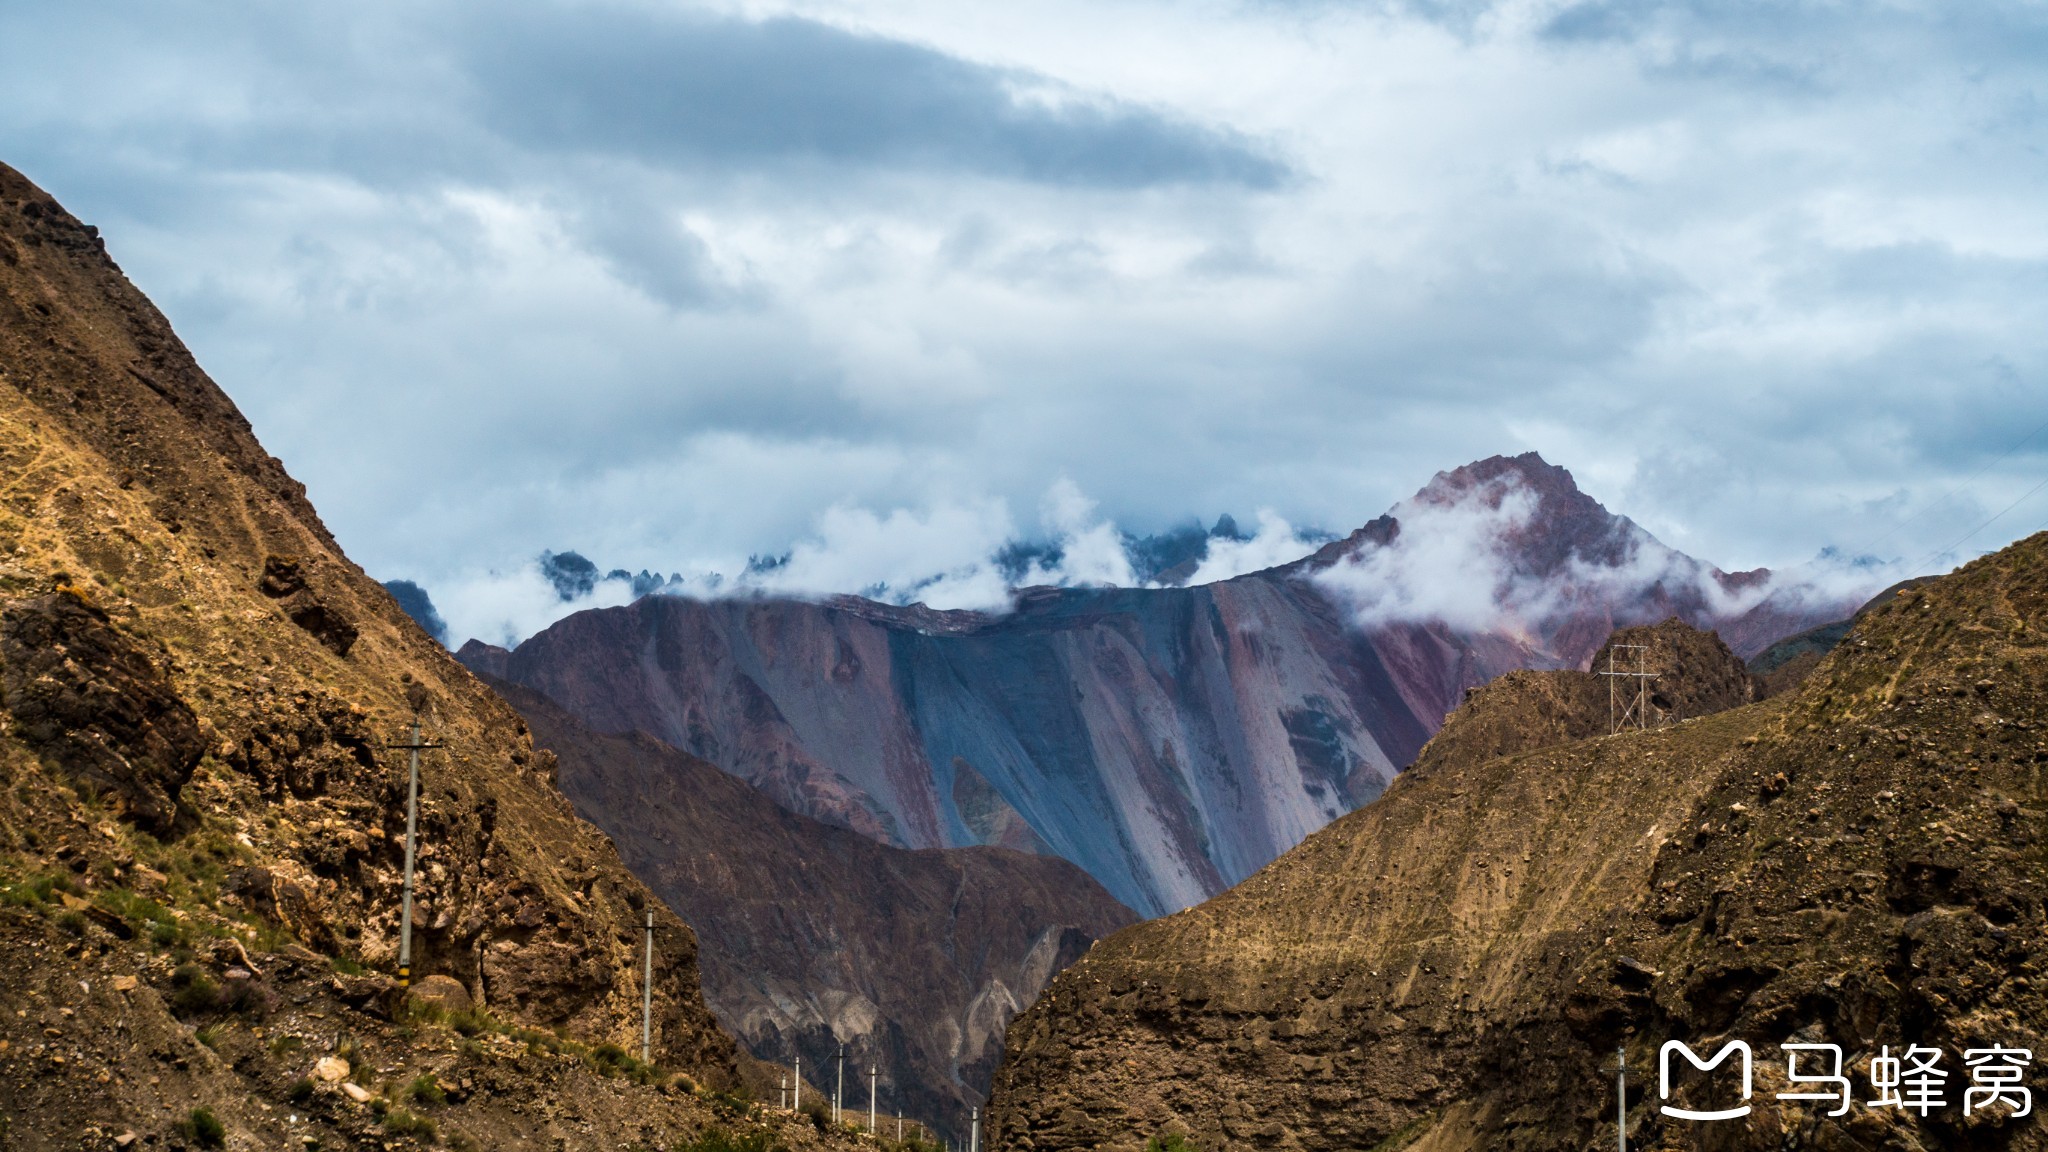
[1859,410,2048,560]
[1914,472,2048,573]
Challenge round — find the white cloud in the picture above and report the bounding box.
[437,562,642,652]
[1186,510,1320,584]
[1313,477,1551,634]
[1025,479,1138,588]
[1311,471,1906,638]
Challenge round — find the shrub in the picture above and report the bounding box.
[1146,1136,1196,1152]
[170,964,220,1014]
[676,1126,780,1152]
[54,910,87,936]
[181,1106,226,1148]
[801,1100,830,1132]
[406,1073,447,1107]
[286,1077,317,1104]
[381,1108,438,1141]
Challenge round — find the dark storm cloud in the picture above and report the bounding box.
[457,6,1288,189]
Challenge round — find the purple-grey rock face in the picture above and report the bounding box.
[463,454,1859,917]
[490,679,1134,1140]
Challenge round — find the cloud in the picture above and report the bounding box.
[1024,479,1138,588]
[1186,511,1322,583]
[1310,471,1906,638]
[459,6,1289,189]
[1,0,2044,603]
[736,498,1021,611]
[436,558,643,651]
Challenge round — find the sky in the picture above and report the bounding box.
[4,0,2047,644]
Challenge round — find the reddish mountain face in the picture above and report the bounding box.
[463,453,1864,917]
[489,678,1134,1142]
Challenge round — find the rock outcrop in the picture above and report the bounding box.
[2,588,206,832]
[986,536,2048,1151]
[493,678,1135,1141]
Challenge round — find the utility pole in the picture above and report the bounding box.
[836,1044,845,1124]
[781,1073,788,1110]
[381,715,442,989]
[870,1064,877,1131]
[970,1107,979,1152]
[794,1056,802,1109]
[1600,644,1657,734]
[1602,1045,1629,1152]
[641,910,655,1063]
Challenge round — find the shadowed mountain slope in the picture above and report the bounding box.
[468,456,1860,918]
[0,162,881,1150]
[988,543,2048,1151]
[488,676,1135,1140]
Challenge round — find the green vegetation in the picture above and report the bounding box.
[380,1106,439,1141]
[0,868,78,908]
[590,1041,664,1085]
[286,1077,317,1104]
[404,1072,447,1107]
[170,963,220,1015]
[673,1126,782,1152]
[1146,1135,1197,1152]
[1362,1114,1435,1152]
[180,1106,226,1148]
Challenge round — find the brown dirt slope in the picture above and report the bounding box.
[988,538,2048,1151]
[492,677,1137,1143]
[1412,619,1757,774]
[0,162,873,1149]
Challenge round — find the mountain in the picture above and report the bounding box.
[986,540,2048,1151]
[463,454,1862,917]
[0,162,877,1150]
[485,678,1133,1142]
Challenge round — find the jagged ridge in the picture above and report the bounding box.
[988,550,2048,1151]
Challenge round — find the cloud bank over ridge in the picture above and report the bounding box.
[429,464,1899,652]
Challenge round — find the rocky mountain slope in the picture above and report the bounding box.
[490,677,1134,1141]
[466,455,1860,917]
[0,162,892,1150]
[986,539,2048,1151]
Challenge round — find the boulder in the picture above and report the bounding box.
[403,973,473,1016]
